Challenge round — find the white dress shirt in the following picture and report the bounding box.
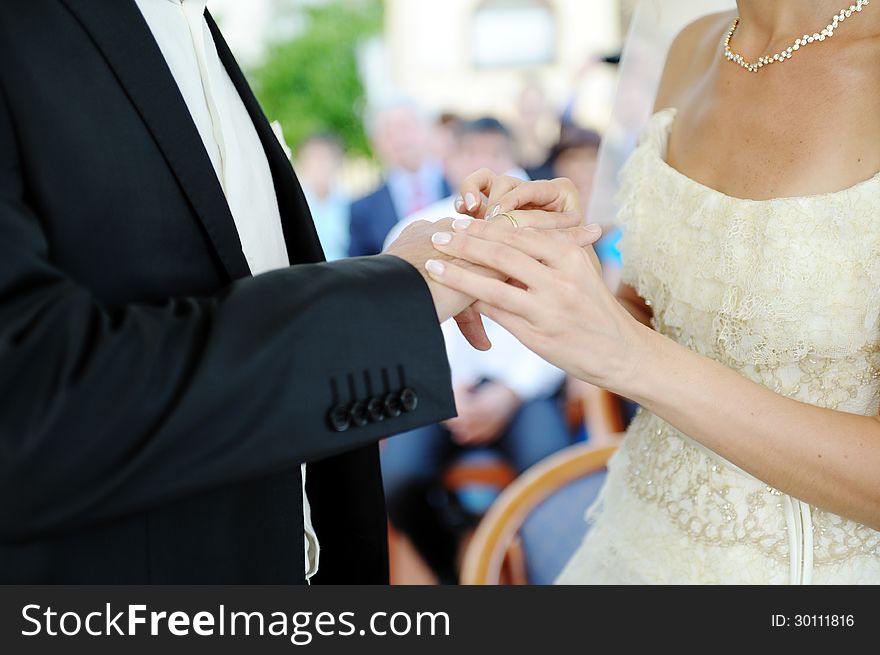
[383,173,565,401]
[134,0,319,580]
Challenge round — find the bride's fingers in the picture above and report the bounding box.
[425,258,537,321]
[437,228,563,275]
[453,191,489,218]
[488,177,581,215]
[456,169,526,218]
[483,176,532,215]
[454,169,494,217]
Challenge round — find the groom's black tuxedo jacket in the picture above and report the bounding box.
[0,1,455,583]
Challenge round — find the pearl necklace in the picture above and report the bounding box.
[723,0,870,73]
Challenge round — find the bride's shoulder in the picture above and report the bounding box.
[654,10,735,111]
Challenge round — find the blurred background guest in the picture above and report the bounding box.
[511,78,559,175]
[430,111,464,181]
[294,133,350,261]
[348,99,450,256]
[546,126,601,202]
[381,116,568,583]
[555,126,621,290]
[384,117,528,245]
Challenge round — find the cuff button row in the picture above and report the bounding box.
[327,388,419,432]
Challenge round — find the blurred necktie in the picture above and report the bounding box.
[410,176,428,215]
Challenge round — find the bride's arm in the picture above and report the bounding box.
[616,283,652,328]
[627,323,880,531]
[425,217,880,532]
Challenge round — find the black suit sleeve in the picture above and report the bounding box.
[0,91,455,543]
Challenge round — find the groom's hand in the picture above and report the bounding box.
[386,218,496,350]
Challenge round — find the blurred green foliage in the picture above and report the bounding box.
[249,0,383,157]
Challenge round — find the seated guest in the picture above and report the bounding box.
[546,125,601,204]
[294,133,349,261]
[381,117,569,583]
[430,111,463,178]
[348,99,449,257]
[511,79,557,174]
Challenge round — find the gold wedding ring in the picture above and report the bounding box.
[497,211,519,228]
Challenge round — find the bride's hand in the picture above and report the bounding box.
[455,170,605,276]
[454,168,582,219]
[425,216,648,391]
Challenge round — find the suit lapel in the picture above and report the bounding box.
[206,13,326,266]
[60,0,252,281]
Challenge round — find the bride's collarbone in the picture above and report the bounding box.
[666,41,880,200]
[668,98,880,201]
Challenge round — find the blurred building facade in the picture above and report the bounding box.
[212,0,631,196]
[214,0,627,127]
[375,0,622,129]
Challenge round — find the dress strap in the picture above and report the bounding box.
[637,107,677,155]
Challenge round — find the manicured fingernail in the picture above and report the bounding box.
[454,196,465,211]
[490,204,501,217]
[431,232,452,245]
[584,223,601,233]
[452,218,473,231]
[465,193,478,211]
[426,259,446,276]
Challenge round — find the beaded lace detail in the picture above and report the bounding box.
[615,108,880,566]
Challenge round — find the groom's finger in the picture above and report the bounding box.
[453,306,492,351]
[453,191,489,217]
[472,300,533,343]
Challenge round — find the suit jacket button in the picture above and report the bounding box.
[399,387,418,413]
[349,401,369,427]
[327,405,351,432]
[367,396,385,422]
[383,392,402,418]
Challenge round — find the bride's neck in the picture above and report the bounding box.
[736,0,862,43]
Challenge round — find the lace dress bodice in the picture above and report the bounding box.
[558,108,880,584]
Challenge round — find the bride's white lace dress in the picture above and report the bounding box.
[556,108,880,584]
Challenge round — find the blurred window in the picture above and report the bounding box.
[471,0,556,68]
